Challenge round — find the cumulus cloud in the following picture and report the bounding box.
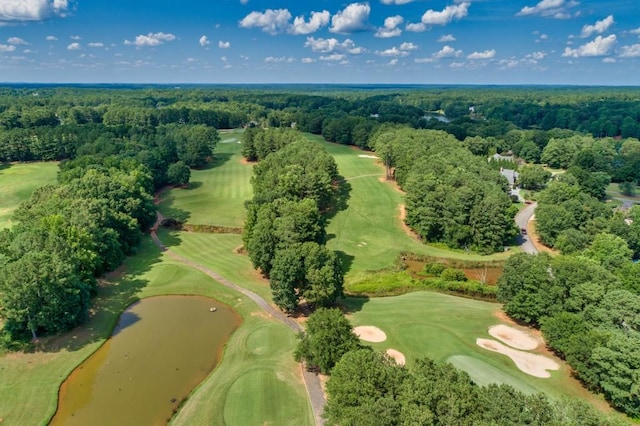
[0,44,16,53]
[67,42,80,50]
[330,3,371,34]
[619,43,640,58]
[375,15,403,38]
[46,35,57,41]
[124,32,176,47]
[219,40,231,48]
[7,37,27,45]
[388,58,399,66]
[289,10,330,35]
[630,28,640,35]
[580,15,614,38]
[405,22,426,32]
[199,35,210,47]
[239,9,292,34]
[304,37,364,54]
[320,53,346,61]
[467,49,496,59]
[87,42,104,48]
[381,0,415,4]
[377,47,409,57]
[301,57,316,63]
[264,56,295,63]
[433,45,462,58]
[438,34,456,42]
[0,0,73,22]
[400,42,418,51]
[517,0,579,19]
[562,34,616,57]
[422,3,469,26]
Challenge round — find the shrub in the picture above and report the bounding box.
[440,268,468,282]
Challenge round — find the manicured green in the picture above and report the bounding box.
[0,162,58,228]
[158,129,252,228]
[305,134,511,275]
[344,291,610,409]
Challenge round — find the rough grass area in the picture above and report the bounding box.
[343,292,612,411]
[0,162,58,228]
[158,129,252,228]
[305,134,512,276]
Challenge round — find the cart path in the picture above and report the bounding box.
[150,212,325,426]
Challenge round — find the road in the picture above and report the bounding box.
[515,202,538,254]
[150,213,326,426]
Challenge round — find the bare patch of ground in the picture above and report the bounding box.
[488,324,539,351]
[398,204,421,242]
[386,349,406,365]
[353,326,387,342]
[476,338,559,378]
[358,154,379,159]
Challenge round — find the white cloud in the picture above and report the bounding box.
[581,15,614,38]
[414,57,435,63]
[0,44,16,53]
[422,3,469,26]
[67,42,80,50]
[304,37,364,54]
[433,45,462,58]
[219,40,231,48]
[264,56,295,63]
[240,0,249,4]
[330,3,371,34]
[467,49,496,59]
[377,47,409,57]
[602,57,616,63]
[301,57,316,63]
[630,28,640,35]
[400,42,418,51]
[562,34,616,57]
[46,35,57,41]
[87,42,104,48]
[438,34,456,42]
[405,22,426,32]
[381,0,415,4]
[320,53,347,61]
[70,35,81,40]
[124,32,176,47]
[289,10,330,35]
[0,0,73,22]
[8,37,27,45]
[375,15,403,38]
[199,35,210,47]
[239,9,292,34]
[619,43,640,58]
[388,58,399,66]
[517,0,579,19]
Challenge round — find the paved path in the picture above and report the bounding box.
[515,202,538,255]
[151,213,326,425]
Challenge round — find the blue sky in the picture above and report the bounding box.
[0,0,639,84]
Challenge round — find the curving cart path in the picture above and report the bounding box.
[150,212,325,425]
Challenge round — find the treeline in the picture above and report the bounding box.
[498,249,640,416]
[242,128,344,312]
[371,127,517,254]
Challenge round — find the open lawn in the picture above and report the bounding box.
[0,235,312,425]
[606,182,640,206]
[158,129,252,228]
[305,134,511,275]
[344,292,612,412]
[0,162,58,228]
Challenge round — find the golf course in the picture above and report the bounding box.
[0,128,620,424]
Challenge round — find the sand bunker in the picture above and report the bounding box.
[353,326,387,342]
[358,154,379,159]
[386,349,406,365]
[476,339,559,378]
[488,325,539,351]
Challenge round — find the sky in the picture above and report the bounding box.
[0,0,639,85]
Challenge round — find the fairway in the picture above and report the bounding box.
[0,162,58,228]
[305,134,511,275]
[344,292,609,409]
[158,129,252,228]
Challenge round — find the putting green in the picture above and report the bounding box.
[446,355,537,394]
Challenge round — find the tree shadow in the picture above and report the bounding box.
[156,228,182,249]
[326,176,351,221]
[338,295,370,314]
[186,181,203,190]
[157,193,191,223]
[0,162,11,172]
[200,152,233,170]
[335,250,355,275]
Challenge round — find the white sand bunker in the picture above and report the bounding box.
[488,324,539,351]
[386,349,406,365]
[476,339,559,378]
[358,154,379,159]
[354,326,387,342]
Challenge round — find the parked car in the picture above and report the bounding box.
[520,228,527,235]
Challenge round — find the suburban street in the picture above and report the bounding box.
[515,202,538,255]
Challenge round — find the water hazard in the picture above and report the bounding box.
[50,295,241,426]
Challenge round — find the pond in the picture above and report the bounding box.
[50,295,241,426]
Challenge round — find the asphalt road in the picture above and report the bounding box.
[514,202,538,255]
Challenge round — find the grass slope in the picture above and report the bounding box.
[158,129,252,228]
[344,292,610,410]
[0,162,58,228]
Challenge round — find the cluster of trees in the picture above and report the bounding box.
[0,160,156,340]
[242,130,344,312]
[372,127,517,253]
[498,250,640,416]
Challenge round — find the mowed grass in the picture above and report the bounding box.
[344,292,611,411]
[0,236,312,426]
[304,134,511,275]
[159,129,252,228]
[0,162,58,228]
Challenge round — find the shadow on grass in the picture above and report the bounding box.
[157,228,183,249]
[33,237,164,354]
[338,296,370,314]
[326,176,351,221]
[0,162,11,172]
[200,152,233,170]
[157,193,192,223]
[335,250,355,275]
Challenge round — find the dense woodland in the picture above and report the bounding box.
[1,85,640,418]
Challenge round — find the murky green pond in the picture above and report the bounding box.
[50,295,241,426]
